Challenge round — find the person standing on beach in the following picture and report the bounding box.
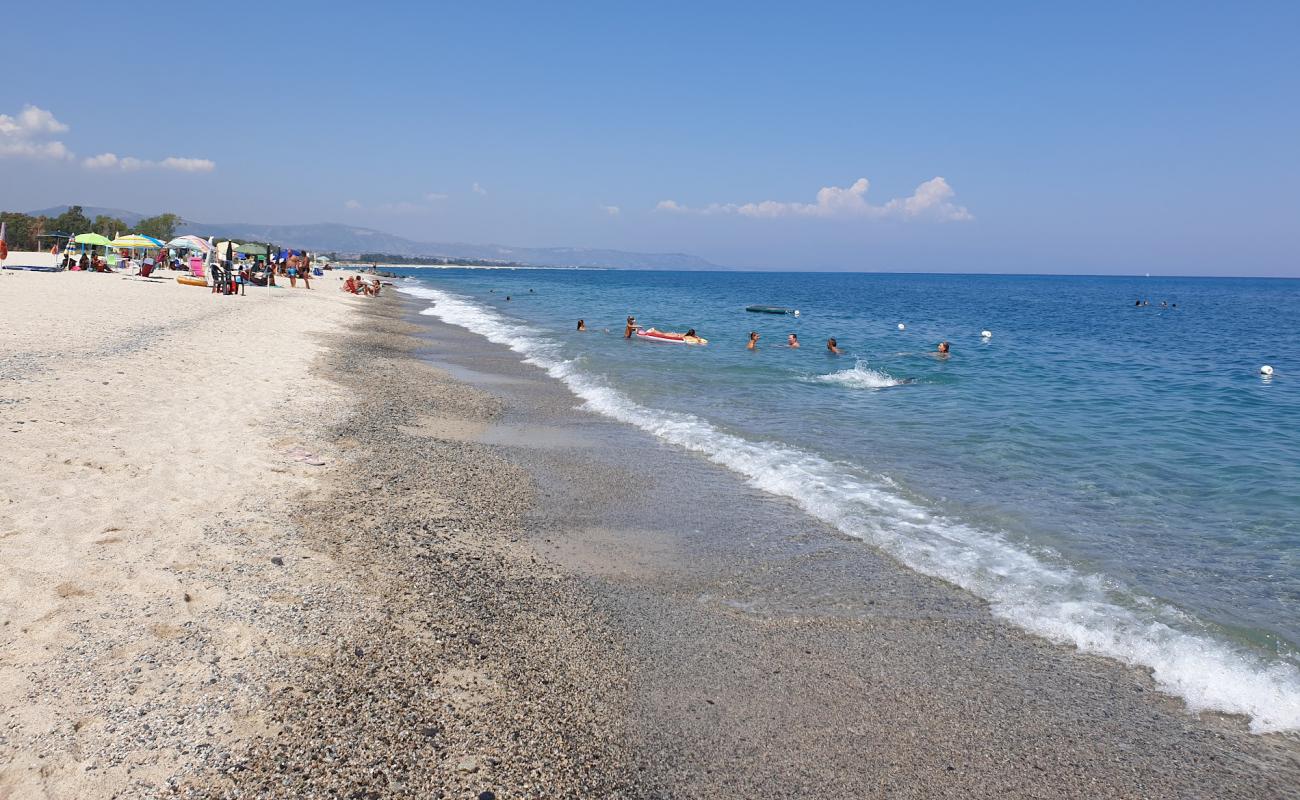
[624,316,638,338]
[300,256,312,290]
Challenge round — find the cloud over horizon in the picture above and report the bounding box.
[83,153,216,172]
[0,105,72,160]
[657,176,972,222]
[1,105,215,173]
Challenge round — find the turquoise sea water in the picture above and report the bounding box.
[397,269,1300,732]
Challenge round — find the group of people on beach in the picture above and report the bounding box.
[342,275,383,296]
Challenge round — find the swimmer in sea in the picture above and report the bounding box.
[624,316,638,338]
[747,331,759,350]
[936,341,950,357]
[827,337,841,355]
[788,333,799,348]
[577,319,587,331]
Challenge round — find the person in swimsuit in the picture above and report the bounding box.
[788,333,799,348]
[577,320,587,331]
[827,338,841,355]
[748,331,759,350]
[624,316,638,338]
[936,341,950,357]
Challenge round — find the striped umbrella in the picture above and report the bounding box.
[110,234,165,248]
[164,235,212,252]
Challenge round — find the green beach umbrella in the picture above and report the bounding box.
[73,232,112,246]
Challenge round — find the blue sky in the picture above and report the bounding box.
[2,1,1297,275]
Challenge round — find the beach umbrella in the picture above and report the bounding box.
[74,232,113,246]
[110,234,165,248]
[165,235,212,252]
[225,241,234,263]
[235,242,268,256]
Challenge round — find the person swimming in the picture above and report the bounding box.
[624,316,638,338]
[747,331,760,350]
[936,341,950,357]
[788,333,799,348]
[827,337,841,355]
[577,319,587,331]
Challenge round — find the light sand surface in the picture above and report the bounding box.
[0,269,364,797]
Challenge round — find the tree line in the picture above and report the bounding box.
[0,206,183,250]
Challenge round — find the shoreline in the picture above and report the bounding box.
[391,287,1300,795]
[2,271,1298,797]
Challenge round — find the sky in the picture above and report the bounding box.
[2,1,1298,275]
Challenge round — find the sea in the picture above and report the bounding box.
[396,268,1300,733]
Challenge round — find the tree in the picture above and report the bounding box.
[50,205,91,236]
[91,215,129,237]
[135,213,182,241]
[0,212,49,250]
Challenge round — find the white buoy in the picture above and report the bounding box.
[793,310,800,317]
[981,330,992,339]
[897,323,905,331]
[1261,365,1274,376]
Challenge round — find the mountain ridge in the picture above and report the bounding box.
[25,205,717,270]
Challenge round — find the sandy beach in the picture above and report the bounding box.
[3,270,1299,798]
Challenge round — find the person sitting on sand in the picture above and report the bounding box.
[748,331,759,350]
[827,337,841,355]
[624,316,638,338]
[342,275,356,294]
[936,341,950,357]
[77,253,90,271]
[371,278,382,296]
[788,333,799,348]
[577,319,587,331]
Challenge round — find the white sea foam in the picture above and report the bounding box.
[805,361,905,389]
[401,284,1300,733]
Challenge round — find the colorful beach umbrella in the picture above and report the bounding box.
[110,234,165,248]
[165,235,212,252]
[73,233,113,246]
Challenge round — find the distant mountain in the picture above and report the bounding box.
[26,205,717,270]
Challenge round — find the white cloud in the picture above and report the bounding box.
[159,156,215,173]
[600,204,621,216]
[472,181,487,196]
[83,153,216,172]
[2,104,214,172]
[656,176,972,222]
[425,192,448,201]
[0,105,73,160]
[82,152,119,169]
[344,199,362,210]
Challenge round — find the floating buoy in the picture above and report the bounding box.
[981,330,992,339]
[793,310,801,317]
[897,323,905,331]
[1260,365,1274,376]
